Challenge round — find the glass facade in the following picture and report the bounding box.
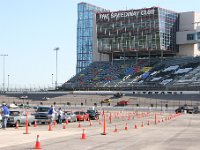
[96,7,179,56]
[158,8,179,51]
[76,3,107,73]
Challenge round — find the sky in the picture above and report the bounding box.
[0,0,200,89]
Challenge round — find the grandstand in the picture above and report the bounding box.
[62,56,200,91]
[62,4,200,91]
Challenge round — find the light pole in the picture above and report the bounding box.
[7,74,10,91]
[0,54,8,92]
[54,47,59,89]
[52,73,54,89]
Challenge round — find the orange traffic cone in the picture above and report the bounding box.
[35,135,41,149]
[141,122,144,127]
[53,120,57,126]
[125,123,128,131]
[15,121,19,129]
[78,122,82,128]
[114,125,118,132]
[34,120,37,128]
[81,129,86,139]
[63,123,66,129]
[66,119,68,125]
[101,114,107,135]
[48,123,53,131]
[134,124,138,129]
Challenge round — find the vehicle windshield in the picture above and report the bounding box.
[66,112,72,115]
[87,110,95,113]
[10,111,20,116]
[36,107,50,112]
[74,111,84,115]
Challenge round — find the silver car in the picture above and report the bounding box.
[62,111,77,122]
[7,110,35,126]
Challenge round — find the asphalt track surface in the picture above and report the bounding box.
[1,112,200,150]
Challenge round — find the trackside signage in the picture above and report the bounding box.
[97,8,155,21]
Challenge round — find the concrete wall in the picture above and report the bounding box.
[177,45,194,56]
[176,30,196,44]
[194,12,200,30]
[177,11,200,56]
[194,44,200,56]
[179,11,195,31]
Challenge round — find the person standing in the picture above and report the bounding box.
[48,105,57,124]
[58,107,63,124]
[1,102,10,129]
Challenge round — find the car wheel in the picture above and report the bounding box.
[16,120,20,127]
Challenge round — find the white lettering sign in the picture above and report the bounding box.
[98,8,155,21]
[99,14,110,20]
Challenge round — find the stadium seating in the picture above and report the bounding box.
[63,56,200,91]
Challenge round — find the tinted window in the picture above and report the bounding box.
[36,107,50,112]
[10,111,20,116]
[74,111,85,115]
[197,32,200,39]
[74,112,79,115]
[87,110,95,113]
[187,34,195,40]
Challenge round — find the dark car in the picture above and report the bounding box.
[175,105,199,114]
[113,92,124,98]
[87,109,100,120]
[34,106,58,124]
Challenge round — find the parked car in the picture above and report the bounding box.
[8,103,19,109]
[100,99,111,103]
[19,95,28,99]
[34,106,58,124]
[62,111,77,122]
[74,111,89,121]
[86,109,100,120]
[175,105,199,114]
[116,100,129,106]
[42,97,50,101]
[18,104,31,109]
[7,110,35,126]
[113,92,124,98]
